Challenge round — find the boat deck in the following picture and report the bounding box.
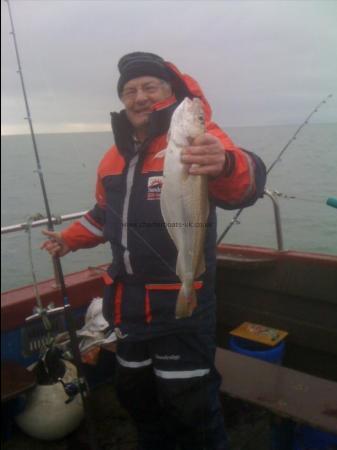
[2,381,271,450]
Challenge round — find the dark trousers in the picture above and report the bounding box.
[115,333,228,450]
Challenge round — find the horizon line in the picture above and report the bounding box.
[2,121,336,137]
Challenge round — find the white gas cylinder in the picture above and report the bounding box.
[15,360,84,440]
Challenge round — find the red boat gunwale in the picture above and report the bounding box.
[2,245,337,332]
[1,265,108,331]
[217,243,337,266]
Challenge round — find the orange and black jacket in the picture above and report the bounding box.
[61,62,266,338]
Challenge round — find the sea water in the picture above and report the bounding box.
[1,124,337,291]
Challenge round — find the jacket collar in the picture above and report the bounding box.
[110,97,178,160]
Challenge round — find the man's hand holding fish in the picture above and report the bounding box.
[181,132,227,177]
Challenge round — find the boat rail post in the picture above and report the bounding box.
[264,189,284,251]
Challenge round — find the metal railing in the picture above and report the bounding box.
[1,191,284,288]
[1,190,284,251]
[1,211,88,288]
[1,211,87,235]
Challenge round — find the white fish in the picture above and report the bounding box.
[160,97,209,318]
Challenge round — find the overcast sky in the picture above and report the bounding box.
[1,0,337,135]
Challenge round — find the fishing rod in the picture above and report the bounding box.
[217,93,333,245]
[5,1,100,449]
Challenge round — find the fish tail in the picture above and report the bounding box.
[175,285,197,319]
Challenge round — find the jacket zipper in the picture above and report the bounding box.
[121,153,139,274]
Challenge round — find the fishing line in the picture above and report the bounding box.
[25,215,55,343]
[5,2,100,448]
[105,202,177,275]
[272,191,330,205]
[217,93,333,245]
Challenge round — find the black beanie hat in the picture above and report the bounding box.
[117,52,172,97]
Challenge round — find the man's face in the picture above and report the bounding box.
[120,76,173,131]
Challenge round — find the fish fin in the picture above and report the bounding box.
[153,148,167,159]
[175,286,197,319]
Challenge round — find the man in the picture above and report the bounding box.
[42,52,266,450]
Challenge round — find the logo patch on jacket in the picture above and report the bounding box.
[147,176,163,200]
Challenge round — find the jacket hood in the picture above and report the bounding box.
[164,61,212,122]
